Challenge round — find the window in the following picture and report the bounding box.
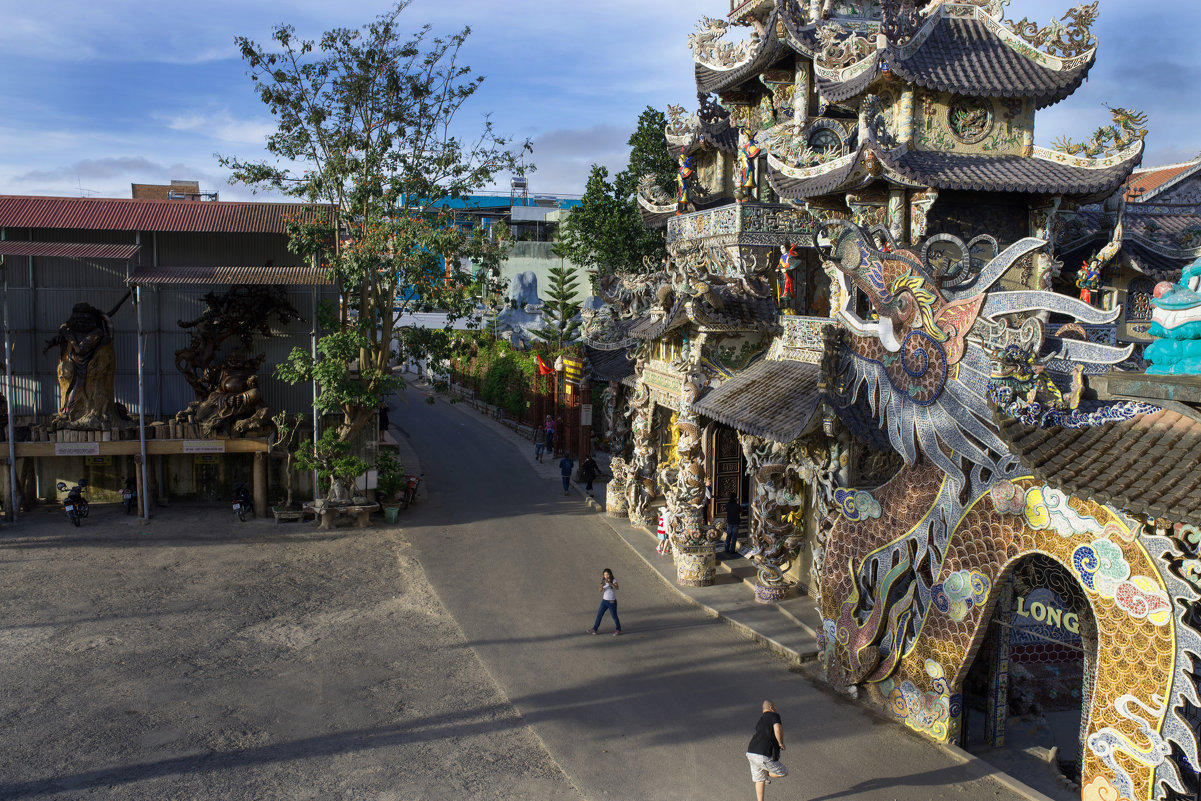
[1125,277,1155,322]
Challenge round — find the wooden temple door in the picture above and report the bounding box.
[708,426,744,522]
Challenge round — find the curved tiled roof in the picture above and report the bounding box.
[767,152,866,200]
[995,405,1201,524]
[885,148,1140,196]
[692,358,823,443]
[888,17,1093,110]
[695,9,783,95]
[816,59,882,104]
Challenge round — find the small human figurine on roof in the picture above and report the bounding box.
[778,244,797,309]
[1075,259,1102,304]
[736,127,761,203]
[676,154,694,214]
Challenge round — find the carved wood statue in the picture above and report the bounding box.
[174,284,298,438]
[43,299,133,430]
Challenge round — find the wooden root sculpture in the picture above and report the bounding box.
[43,299,134,430]
[174,285,299,439]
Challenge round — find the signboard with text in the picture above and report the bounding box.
[562,357,584,386]
[183,440,226,454]
[54,443,100,456]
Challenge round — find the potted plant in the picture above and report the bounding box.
[271,410,305,521]
[375,450,405,523]
[295,429,370,504]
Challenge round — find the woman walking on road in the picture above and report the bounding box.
[745,699,788,801]
[587,568,622,636]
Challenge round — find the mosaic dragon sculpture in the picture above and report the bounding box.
[815,220,1201,800]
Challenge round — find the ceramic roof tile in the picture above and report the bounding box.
[887,149,1139,196]
[995,406,1201,525]
[693,358,823,443]
[888,17,1093,110]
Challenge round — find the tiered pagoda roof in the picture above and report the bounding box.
[782,5,1094,110]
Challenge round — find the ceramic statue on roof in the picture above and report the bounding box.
[1145,260,1201,374]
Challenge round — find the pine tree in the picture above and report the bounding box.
[535,257,582,349]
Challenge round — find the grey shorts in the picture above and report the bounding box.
[746,752,787,783]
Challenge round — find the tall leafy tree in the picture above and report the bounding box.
[220,2,529,444]
[556,107,675,283]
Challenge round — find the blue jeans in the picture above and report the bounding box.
[593,600,621,632]
[725,522,740,553]
[562,475,571,492]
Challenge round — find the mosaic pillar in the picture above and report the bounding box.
[602,380,630,455]
[668,355,718,587]
[897,88,915,147]
[739,433,806,602]
[626,382,656,529]
[606,456,629,518]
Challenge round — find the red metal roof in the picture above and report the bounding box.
[1125,160,1201,201]
[127,265,331,286]
[0,195,330,234]
[0,241,141,260]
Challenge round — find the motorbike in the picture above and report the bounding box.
[402,474,422,509]
[56,479,90,527]
[233,482,252,522]
[122,477,137,515]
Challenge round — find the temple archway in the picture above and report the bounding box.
[962,554,1096,785]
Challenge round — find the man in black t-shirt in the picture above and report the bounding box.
[745,699,788,800]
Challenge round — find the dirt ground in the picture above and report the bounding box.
[0,504,579,801]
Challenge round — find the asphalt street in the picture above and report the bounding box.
[398,385,1028,801]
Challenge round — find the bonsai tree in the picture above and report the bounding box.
[271,410,304,509]
[295,429,369,503]
[375,450,405,504]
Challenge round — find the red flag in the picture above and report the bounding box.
[536,354,553,375]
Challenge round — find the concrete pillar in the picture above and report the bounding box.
[134,456,148,520]
[253,451,268,519]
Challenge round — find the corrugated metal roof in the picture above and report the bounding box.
[0,241,141,260]
[0,196,330,234]
[127,265,332,286]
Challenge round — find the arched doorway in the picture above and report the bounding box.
[706,424,748,525]
[963,554,1095,784]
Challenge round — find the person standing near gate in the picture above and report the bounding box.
[558,452,574,495]
[544,415,556,455]
[745,699,787,801]
[724,492,742,557]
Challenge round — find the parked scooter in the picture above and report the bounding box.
[233,482,252,522]
[56,479,90,527]
[122,477,137,515]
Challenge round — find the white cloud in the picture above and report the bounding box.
[157,109,278,146]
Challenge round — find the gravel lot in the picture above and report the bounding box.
[0,505,580,801]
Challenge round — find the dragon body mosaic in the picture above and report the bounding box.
[815,221,1201,799]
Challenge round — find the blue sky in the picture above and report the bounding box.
[0,0,1196,201]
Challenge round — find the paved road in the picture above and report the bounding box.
[399,386,1025,801]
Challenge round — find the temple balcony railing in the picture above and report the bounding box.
[665,202,817,252]
[770,314,837,365]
